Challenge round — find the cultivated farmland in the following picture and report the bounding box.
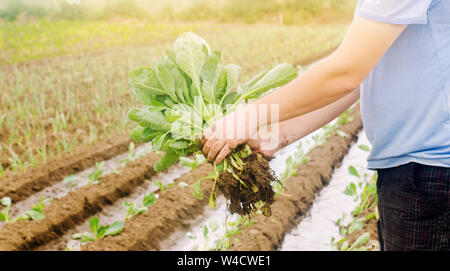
[0,0,378,252]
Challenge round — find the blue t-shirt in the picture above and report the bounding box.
[356,0,450,169]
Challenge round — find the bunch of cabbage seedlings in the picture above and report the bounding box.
[127,32,297,216]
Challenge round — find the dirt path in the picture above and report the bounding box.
[227,106,363,250]
[0,152,161,251]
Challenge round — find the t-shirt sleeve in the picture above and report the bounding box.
[356,0,433,25]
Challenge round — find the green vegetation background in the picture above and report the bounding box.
[0,0,356,24]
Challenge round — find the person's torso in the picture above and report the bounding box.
[358,0,450,169]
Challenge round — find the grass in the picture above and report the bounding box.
[1,0,357,24]
[0,19,209,64]
[0,22,349,176]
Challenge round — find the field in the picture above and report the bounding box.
[0,0,379,252]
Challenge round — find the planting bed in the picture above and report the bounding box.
[0,46,369,251]
[281,131,376,250]
[227,106,363,250]
[0,152,161,250]
[0,134,131,203]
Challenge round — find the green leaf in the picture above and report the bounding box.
[129,107,171,132]
[89,217,99,234]
[169,140,189,149]
[193,179,204,200]
[130,126,160,142]
[154,151,180,172]
[224,64,240,92]
[129,67,167,104]
[358,145,371,152]
[240,63,297,100]
[104,221,124,237]
[343,182,357,197]
[24,209,46,220]
[1,197,11,207]
[336,130,349,139]
[173,32,209,95]
[221,92,238,109]
[348,218,364,234]
[96,226,107,239]
[0,212,5,221]
[349,232,370,250]
[72,232,93,242]
[156,63,176,96]
[243,69,269,90]
[203,225,209,238]
[152,132,168,151]
[81,235,96,243]
[214,161,225,173]
[143,192,157,207]
[340,240,349,251]
[348,166,360,178]
[180,157,195,168]
[215,68,228,101]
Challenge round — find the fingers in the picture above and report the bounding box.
[246,139,260,151]
[206,140,226,162]
[202,138,214,156]
[214,144,231,164]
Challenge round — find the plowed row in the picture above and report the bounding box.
[0,134,131,203]
[228,107,363,250]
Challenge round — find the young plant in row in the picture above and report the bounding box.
[72,217,124,243]
[180,154,206,171]
[332,164,379,251]
[123,192,157,220]
[0,196,50,223]
[63,161,106,190]
[273,142,309,195]
[127,32,297,216]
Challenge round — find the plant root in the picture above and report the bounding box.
[217,153,280,217]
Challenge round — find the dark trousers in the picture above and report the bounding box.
[376,162,449,251]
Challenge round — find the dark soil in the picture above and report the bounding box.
[227,105,363,250]
[0,152,161,251]
[0,133,131,203]
[82,163,214,251]
[218,153,278,217]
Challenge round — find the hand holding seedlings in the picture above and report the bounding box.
[127,32,297,216]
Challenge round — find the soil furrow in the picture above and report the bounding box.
[227,106,363,250]
[39,163,190,251]
[82,163,215,251]
[0,133,131,203]
[0,152,161,251]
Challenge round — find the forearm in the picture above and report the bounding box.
[248,16,406,129]
[276,88,360,149]
[254,54,358,127]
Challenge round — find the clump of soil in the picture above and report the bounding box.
[217,153,280,217]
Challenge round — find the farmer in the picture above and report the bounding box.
[202,0,449,251]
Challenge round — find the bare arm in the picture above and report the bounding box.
[253,16,406,124]
[204,16,406,163]
[248,88,360,157]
